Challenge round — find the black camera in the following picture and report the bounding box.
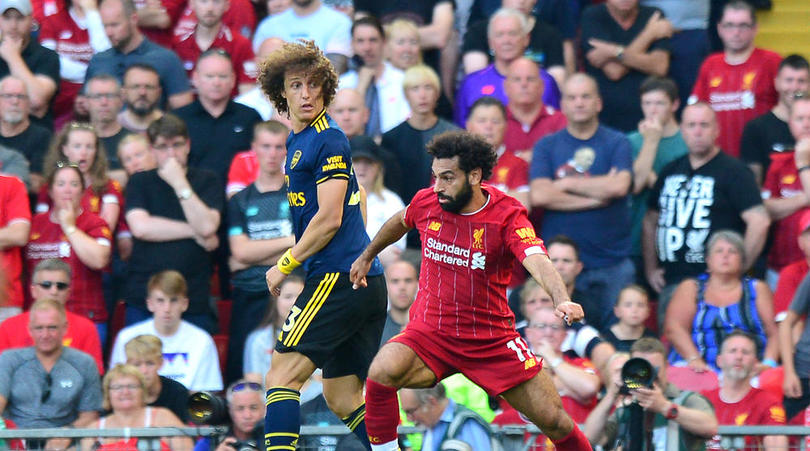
[228,440,259,451]
[619,357,658,394]
[188,391,229,425]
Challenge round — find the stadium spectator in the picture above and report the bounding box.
[340,16,410,140]
[774,211,810,326]
[226,120,294,381]
[174,49,261,185]
[330,88,370,140]
[643,102,770,325]
[741,55,810,184]
[171,0,256,95]
[466,96,528,208]
[0,0,59,125]
[225,120,287,197]
[110,270,223,391]
[0,145,28,188]
[0,76,52,191]
[251,0,352,72]
[39,122,124,232]
[379,259,417,345]
[192,380,265,451]
[24,163,112,340]
[581,0,671,132]
[688,0,781,158]
[350,135,405,266]
[38,0,111,128]
[462,0,565,87]
[703,331,788,450]
[0,259,103,373]
[384,19,422,72]
[88,0,194,110]
[583,337,717,449]
[454,8,560,127]
[524,306,600,423]
[133,0,186,47]
[116,133,156,182]
[235,37,290,123]
[117,64,165,133]
[502,57,566,161]
[79,364,192,451]
[664,230,778,373]
[628,76,687,285]
[602,284,656,353]
[399,384,494,451]
[123,114,223,332]
[762,95,810,288]
[781,269,810,421]
[85,74,131,182]
[0,172,28,314]
[530,73,634,332]
[124,334,190,422]
[0,299,101,436]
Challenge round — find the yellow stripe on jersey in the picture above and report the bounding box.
[316,173,350,184]
[265,433,300,438]
[282,273,339,346]
[313,117,329,133]
[308,109,326,128]
[347,410,365,430]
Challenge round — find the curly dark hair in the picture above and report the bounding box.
[257,40,338,115]
[427,130,497,180]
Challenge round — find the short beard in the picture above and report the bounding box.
[438,179,473,213]
[130,102,157,117]
[2,112,24,125]
[724,367,750,382]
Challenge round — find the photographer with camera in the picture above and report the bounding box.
[583,338,717,450]
[193,380,264,451]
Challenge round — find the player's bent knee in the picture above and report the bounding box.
[367,344,410,386]
[265,352,315,389]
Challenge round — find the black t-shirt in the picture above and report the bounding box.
[462,18,564,69]
[647,152,762,284]
[151,376,190,423]
[740,111,794,175]
[124,168,225,314]
[0,122,53,173]
[467,0,576,39]
[100,128,133,171]
[602,327,658,353]
[0,42,60,129]
[581,4,670,132]
[173,100,262,185]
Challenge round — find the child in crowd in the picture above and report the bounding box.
[603,285,657,352]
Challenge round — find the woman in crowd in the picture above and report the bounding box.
[40,122,124,231]
[665,230,778,373]
[124,334,190,423]
[25,163,111,340]
[80,364,192,451]
[385,19,422,72]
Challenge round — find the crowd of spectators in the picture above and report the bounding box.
[0,0,807,447]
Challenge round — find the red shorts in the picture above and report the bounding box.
[390,322,542,396]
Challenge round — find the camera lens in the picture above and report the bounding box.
[621,357,656,389]
[188,391,228,425]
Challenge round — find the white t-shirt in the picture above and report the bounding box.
[109,319,223,391]
[251,5,352,56]
[338,63,411,134]
[366,188,406,251]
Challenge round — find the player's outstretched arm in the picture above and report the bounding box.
[522,253,584,323]
[350,208,411,288]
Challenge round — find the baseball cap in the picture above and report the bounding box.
[799,209,810,237]
[0,0,31,15]
[349,135,381,162]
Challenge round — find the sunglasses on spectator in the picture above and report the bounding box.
[35,281,69,290]
[41,374,52,404]
[231,382,263,393]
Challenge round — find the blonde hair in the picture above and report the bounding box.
[116,133,149,161]
[124,334,163,361]
[147,270,187,298]
[402,64,440,94]
[29,298,67,323]
[103,364,147,410]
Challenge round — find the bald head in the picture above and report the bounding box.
[561,73,601,125]
[504,57,543,106]
[330,88,369,137]
[257,37,285,61]
[681,102,719,157]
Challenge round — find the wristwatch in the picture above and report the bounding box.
[615,45,625,60]
[665,403,679,420]
[177,188,192,200]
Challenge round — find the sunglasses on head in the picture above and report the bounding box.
[36,281,69,291]
[231,382,263,393]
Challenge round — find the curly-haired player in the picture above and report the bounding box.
[260,40,386,451]
[351,130,593,451]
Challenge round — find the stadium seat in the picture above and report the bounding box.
[217,299,233,336]
[213,334,229,377]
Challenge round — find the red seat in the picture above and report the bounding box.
[213,334,229,377]
[645,300,659,335]
[217,299,232,336]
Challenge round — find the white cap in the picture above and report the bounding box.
[0,0,31,15]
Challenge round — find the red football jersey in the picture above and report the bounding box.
[762,152,808,271]
[37,180,126,235]
[403,184,546,337]
[226,150,259,195]
[172,24,257,95]
[173,0,257,41]
[134,0,186,48]
[503,105,567,156]
[0,175,30,308]
[487,149,529,193]
[703,387,786,451]
[690,48,781,158]
[25,211,111,322]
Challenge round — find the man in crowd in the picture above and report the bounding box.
[0,259,103,372]
[117,64,165,133]
[689,0,781,158]
[642,102,771,327]
[379,259,418,346]
[88,0,193,110]
[86,74,131,179]
[703,331,788,450]
[0,76,52,191]
[530,73,634,331]
[330,88,370,140]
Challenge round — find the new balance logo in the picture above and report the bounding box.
[471,252,486,270]
[428,221,441,231]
